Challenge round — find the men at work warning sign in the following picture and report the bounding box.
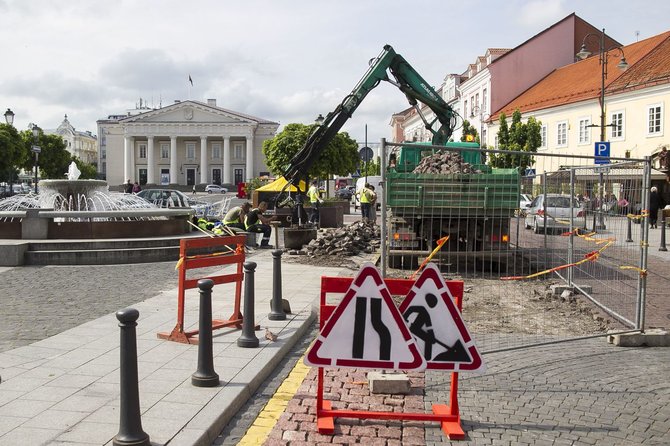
[305,262,484,372]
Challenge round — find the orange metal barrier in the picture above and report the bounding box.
[158,235,246,344]
[315,275,466,440]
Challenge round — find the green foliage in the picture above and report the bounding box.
[21,130,72,179]
[488,110,541,173]
[262,123,359,180]
[0,123,28,183]
[460,119,479,144]
[360,156,381,176]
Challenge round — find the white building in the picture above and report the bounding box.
[46,114,98,165]
[97,99,279,188]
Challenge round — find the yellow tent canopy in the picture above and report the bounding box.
[255,177,306,192]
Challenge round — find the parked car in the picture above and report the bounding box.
[205,184,228,194]
[335,187,353,201]
[516,193,533,215]
[524,194,584,234]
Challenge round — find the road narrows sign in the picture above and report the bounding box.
[305,263,426,371]
[399,263,485,372]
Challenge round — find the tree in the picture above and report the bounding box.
[262,123,359,180]
[21,130,71,179]
[360,156,381,176]
[488,110,541,173]
[460,119,479,144]
[0,123,28,185]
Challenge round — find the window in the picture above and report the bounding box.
[578,118,591,144]
[138,143,147,159]
[494,136,499,150]
[234,143,244,160]
[556,121,567,147]
[647,104,663,135]
[212,143,222,159]
[160,143,169,159]
[464,100,468,119]
[540,125,547,148]
[611,111,624,139]
[482,89,487,113]
[186,142,196,159]
[475,93,479,112]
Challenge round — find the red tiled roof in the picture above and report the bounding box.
[494,31,670,118]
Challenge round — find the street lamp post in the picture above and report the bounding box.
[4,108,14,126]
[31,125,41,194]
[576,28,629,142]
[576,28,629,231]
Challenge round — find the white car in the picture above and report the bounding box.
[205,184,228,194]
[524,194,584,234]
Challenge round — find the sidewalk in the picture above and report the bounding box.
[0,250,345,446]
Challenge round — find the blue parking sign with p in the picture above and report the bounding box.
[594,142,610,165]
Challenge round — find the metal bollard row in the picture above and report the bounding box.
[192,279,220,387]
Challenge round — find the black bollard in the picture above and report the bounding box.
[269,250,286,321]
[192,279,220,387]
[626,216,633,242]
[114,308,150,446]
[660,213,667,252]
[237,261,259,347]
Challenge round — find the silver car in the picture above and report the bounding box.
[524,194,584,234]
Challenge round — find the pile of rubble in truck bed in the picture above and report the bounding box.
[287,221,380,259]
[412,150,481,174]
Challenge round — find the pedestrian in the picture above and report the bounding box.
[245,201,276,248]
[307,180,323,225]
[132,181,141,193]
[124,179,133,194]
[192,184,197,195]
[223,202,251,231]
[358,182,372,222]
[649,186,660,229]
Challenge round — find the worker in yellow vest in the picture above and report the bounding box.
[358,182,372,222]
[307,180,323,225]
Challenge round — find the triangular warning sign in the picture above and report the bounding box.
[305,263,426,371]
[399,263,485,372]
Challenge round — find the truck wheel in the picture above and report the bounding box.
[389,255,403,269]
[524,218,531,229]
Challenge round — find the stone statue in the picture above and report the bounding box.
[67,161,81,180]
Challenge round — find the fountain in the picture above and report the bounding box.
[0,163,196,265]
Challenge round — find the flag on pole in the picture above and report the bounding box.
[188,75,193,86]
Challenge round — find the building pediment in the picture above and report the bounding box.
[121,101,254,125]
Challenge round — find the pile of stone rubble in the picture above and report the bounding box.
[412,150,480,174]
[288,221,380,257]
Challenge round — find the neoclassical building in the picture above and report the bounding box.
[47,115,98,165]
[97,99,279,188]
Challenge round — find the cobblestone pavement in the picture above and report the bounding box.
[255,337,670,445]
[0,261,224,353]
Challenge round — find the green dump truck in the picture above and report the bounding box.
[387,142,520,268]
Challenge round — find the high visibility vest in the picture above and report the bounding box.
[359,187,370,204]
[308,185,319,203]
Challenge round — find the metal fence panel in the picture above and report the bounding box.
[381,141,650,352]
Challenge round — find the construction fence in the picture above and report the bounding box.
[379,141,657,353]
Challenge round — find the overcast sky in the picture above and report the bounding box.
[1,0,668,146]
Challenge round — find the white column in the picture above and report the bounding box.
[170,136,178,184]
[245,135,254,181]
[223,136,231,184]
[147,136,155,184]
[200,135,208,184]
[124,136,134,182]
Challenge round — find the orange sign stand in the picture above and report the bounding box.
[157,235,246,344]
[315,275,466,440]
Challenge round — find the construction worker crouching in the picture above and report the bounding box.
[223,202,251,231]
[245,201,276,249]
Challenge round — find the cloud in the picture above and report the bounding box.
[516,0,566,28]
